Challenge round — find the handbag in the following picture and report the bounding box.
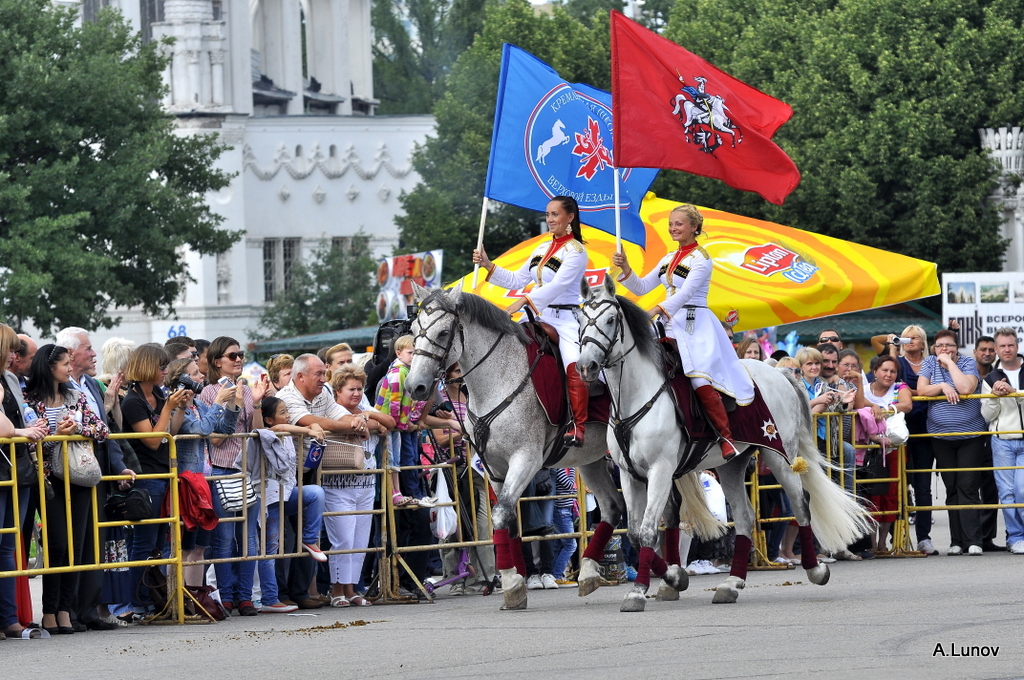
[857,448,889,496]
[884,411,909,446]
[185,585,227,621]
[212,475,257,513]
[50,439,102,487]
[321,437,365,473]
[104,487,154,522]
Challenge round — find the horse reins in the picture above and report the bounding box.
[580,297,672,483]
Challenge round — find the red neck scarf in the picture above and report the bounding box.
[538,233,575,277]
[666,241,699,278]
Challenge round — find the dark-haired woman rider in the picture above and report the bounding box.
[612,204,754,460]
[473,196,590,447]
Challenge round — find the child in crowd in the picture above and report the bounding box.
[375,336,428,506]
[254,397,328,613]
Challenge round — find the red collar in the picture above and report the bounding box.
[541,233,575,261]
[667,242,698,273]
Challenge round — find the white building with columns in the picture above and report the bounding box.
[980,127,1024,272]
[61,0,434,348]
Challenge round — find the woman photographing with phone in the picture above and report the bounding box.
[24,344,110,633]
[199,337,269,616]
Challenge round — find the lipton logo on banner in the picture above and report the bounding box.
[740,244,819,284]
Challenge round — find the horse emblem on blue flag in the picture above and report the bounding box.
[486,44,658,248]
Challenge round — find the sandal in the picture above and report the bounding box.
[330,596,350,608]
[4,627,46,640]
[391,493,412,507]
[349,596,372,607]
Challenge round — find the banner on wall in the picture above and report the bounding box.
[377,250,444,323]
[942,272,1024,349]
[451,193,939,332]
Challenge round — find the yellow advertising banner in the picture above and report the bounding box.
[453,193,940,331]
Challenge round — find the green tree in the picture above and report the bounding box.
[397,0,614,276]
[372,0,489,115]
[0,0,239,333]
[253,237,378,340]
[658,0,1024,273]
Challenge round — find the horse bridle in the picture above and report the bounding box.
[580,296,672,483]
[579,297,635,368]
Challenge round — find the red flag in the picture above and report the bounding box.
[610,11,801,205]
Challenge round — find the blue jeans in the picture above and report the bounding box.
[210,467,259,605]
[990,437,1024,545]
[398,430,424,499]
[0,486,29,627]
[257,485,325,605]
[549,506,577,579]
[129,478,169,610]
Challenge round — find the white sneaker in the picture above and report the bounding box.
[947,545,963,556]
[917,539,939,555]
[967,545,983,556]
[1010,540,1024,554]
[690,559,717,575]
[540,573,559,589]
[526,574,543,590]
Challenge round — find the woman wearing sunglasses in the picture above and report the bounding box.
[199,337,270,616]
[916,329,987,556]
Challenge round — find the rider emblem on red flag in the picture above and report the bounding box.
[610,11,801,205]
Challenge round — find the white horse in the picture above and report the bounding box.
[577,276,874,609]
[672,95,743,148]
[405,284,716,611]
[535,119,569,165]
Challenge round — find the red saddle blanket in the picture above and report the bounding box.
[661,338,789,462]
[524,324,610,428]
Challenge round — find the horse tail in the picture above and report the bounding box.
[674,472,728,541]
[772,366,874,551]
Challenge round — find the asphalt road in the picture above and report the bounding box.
[12,545,1024,680]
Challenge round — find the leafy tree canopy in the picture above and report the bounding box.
[372,0,489,115]
[397,0,614,276]
[253,237,378,340]
[660,0,1024,272]
[0,0,239,334]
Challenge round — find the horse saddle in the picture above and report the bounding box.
[523,321,610,428]
[659,337,789,462]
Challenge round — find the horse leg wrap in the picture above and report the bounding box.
[730,534,752,579]
[493,529,513,571]
[798,526,819,570]
[583,521,614,562]
[509,536,528,577]
[635,547,655,588]
[664,527,681,566]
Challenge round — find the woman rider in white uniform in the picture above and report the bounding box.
[473,196,590,447]
[612,204,754,460]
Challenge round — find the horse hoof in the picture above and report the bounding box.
[577,557,610,597]
[655,583,680,601]
[660,564,689,593]
[620,585,648,612]
[500,572,528,610]
[807,563,830,586]
[712,576,745,604]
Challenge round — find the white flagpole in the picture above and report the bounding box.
[471,196,488,289]
[613,167,622,253]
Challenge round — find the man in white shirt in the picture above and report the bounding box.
[979,327,1024,554]
[275,354,364,435]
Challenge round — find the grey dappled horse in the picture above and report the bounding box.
[577,276,874,608]
[404,284,713,611]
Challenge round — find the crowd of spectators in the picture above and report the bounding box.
[747,324,1023,568]
[2,315,1022,638]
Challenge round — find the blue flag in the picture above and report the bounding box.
[485,44,657,248]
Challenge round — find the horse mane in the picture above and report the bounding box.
[422,289,529,345]
[615,295,661,363]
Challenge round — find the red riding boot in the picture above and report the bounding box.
[564,363,589,447]
[695,385,738,462]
